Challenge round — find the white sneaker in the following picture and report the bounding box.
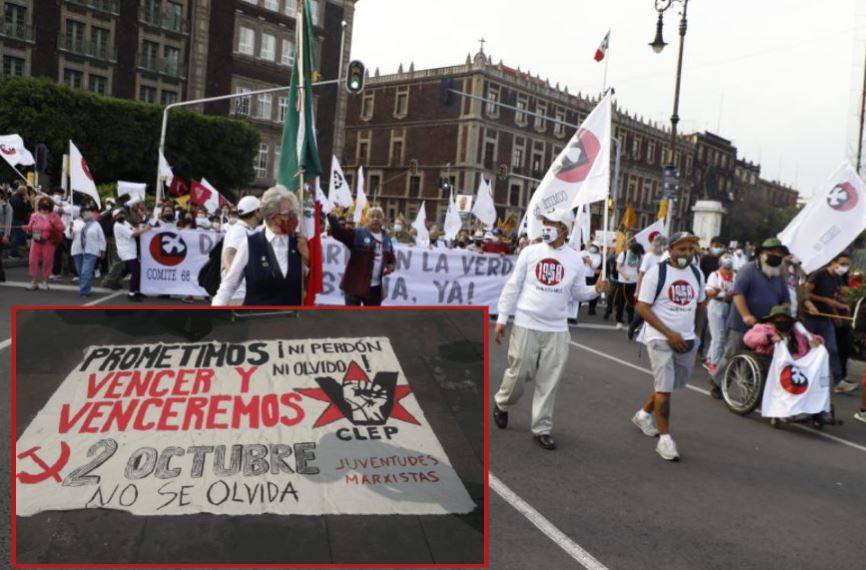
[26,282,37,291]
[38,282,49,290]
[656,437,680,461]
[834,380,859,394]
[631,412,659,437]
[71,276,79,283]
[616,323,624,330]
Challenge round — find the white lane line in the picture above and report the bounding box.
[0,338,9,351]
[575,323,619,331]
[568,340,866,454]
[490,474,609,570]
[0,280,113,294]
[82,290,125,307]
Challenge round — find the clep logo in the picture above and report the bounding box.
[668,279,695,306]
[553,128,601,184]
[826,182,858,212]
[298,361,420,428]
[535,258,564,286]
[81,158,94,181]
[149,232,187,266]
[0,143,16,156]
[780,364,809,395]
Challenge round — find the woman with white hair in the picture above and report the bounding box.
[212,185,308,306]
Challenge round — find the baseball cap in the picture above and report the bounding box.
[237,195,261,216]
[538,208,575,231]
[669,231,701,246]
[111,208,124,218]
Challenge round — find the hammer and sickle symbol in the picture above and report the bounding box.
[17,442,71,484]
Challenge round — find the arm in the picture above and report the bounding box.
[570,263,604,303]
[494,248,530,343]
[383,247,396,276]
[804,281,847,312]
[327,214,356,248]
[212,237,249,305]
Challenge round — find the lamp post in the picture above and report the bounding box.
[650,0,689,234]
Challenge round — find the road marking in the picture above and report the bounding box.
[568,340,866,454]
[490,474,609,570]
[0,338,9,351]
[82,290,125,307]
[575,323,619,331]
[0,280,113,294]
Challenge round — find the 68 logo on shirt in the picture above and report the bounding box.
[668,279,695,306]
[535,258,565,286]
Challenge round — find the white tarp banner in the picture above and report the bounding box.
[761,342,831,418]
[15,338,475,516]
[140,228,220,296]
[117,181,147,203]
[778,163,866,273]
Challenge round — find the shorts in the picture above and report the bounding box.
[647,339,698,393]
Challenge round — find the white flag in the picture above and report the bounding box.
[117,181,146,203]
[353,166,367,224]
[413,200,430,246]
[69,140,100,208]
[329,155,352,208]
[778,163,866,273]
[568,204,592,249]
[158,150,174,187]
[201,178,221,214]
[761,342,831,418]
[315,177,331,211]
[526,93,612,239]
[634,219,665,252]
[471,177,496,228]
[0,134,35,167]
[443,190,462,241]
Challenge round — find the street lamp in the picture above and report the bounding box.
[650,0,689,234]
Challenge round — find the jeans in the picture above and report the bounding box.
[711,329,746,386]
[73,253,98,296]
[804,317,843,382]
[612,282,636,324]
[10,220,26,254]
[706,300,731,366]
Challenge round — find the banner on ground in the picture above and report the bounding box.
[319,237,515,308]
[140,228,220,296]
[761,342,831,418]
[15,337,475,516]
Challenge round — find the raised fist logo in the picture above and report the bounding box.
[780,364,809,395]
[826,182,858,212]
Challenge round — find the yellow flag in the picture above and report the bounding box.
[621,202,637,230]
[657,199,668,221]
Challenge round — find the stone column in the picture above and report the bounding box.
[692,200,726,248]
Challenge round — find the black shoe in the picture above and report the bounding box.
[534,434,557,450]
[588,308,597,316]
[710,384,722,400]
[493,406,508,429]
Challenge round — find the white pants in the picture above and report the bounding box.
[494,325,571,435]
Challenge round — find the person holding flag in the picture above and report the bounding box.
[493,208,608,450]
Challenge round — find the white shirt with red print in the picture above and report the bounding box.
[497,242,599,333]
[637,262,707,344]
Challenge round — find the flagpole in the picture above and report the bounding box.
[602,42,609,93]
[297,0,306,303]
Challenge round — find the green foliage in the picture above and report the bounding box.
[721,190,800,245]
[0,77,259,198]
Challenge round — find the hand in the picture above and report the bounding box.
[296,235,309,259]
[595,279,609,294]
[342,379,388,423]
[770,333,782,343]
[809,337,823,348]
[804,301,819,316]
[494,323,506,344]
[666,331,688,353]
[743,314,758,327]
[383,264,395,276]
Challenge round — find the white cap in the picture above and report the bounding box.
[126,196,143,207]
[538,208,575,232]
[237,195,261,216]
[112,208,124,217]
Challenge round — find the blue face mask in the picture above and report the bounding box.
[711,247,724,256]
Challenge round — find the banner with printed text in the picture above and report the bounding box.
[140,228,221,297]
[15,337,476,516]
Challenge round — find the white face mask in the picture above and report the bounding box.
[394,224,403,232]
[675,256,689,268]
[836,265,850,276]
[541,226,560,244]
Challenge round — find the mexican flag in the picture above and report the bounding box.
[594,31,610,62]
[277,0,323,190]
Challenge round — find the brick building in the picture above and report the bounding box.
[0,0,356,192]
[343,49,799,231]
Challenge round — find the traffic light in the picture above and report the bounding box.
[661,165,679,199]
[346,60,365,94]
[438,77,457,107]
[409,159,419,175]
[34,143,49,173]
[497,164,508,181]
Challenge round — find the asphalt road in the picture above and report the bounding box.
[488,312,866,570]
[4,307,484,566]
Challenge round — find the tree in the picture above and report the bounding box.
[721,190,800,245]
[0,77,259,196]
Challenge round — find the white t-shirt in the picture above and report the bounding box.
[637,263,706,344]
[706,269,735,300]
[616,251,640,284]
[113,221,138,262]
[370,231,385,286]
[497,242,599,332]
[222,221,260,301]
[639,251,665,274]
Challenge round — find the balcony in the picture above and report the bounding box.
[58,34,117,62]
[137,54,185,79]
[65,0,120,16]
[0,22,35,43]
[139,6,187,35]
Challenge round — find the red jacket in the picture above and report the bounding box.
[328,215,396,298]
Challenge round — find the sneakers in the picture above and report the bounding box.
[631,411,659,437]
[26,282,37,291]
[702,360,717,375]
[493,406,508,429]
[38,282,49,291]
[656,437,680,461]
[615,323,624,330]
[854,410,866,424]
[833,380,859,394]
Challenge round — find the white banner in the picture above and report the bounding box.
[15,338,475,516]
[0,133,35,167]
[761,342,831,418]
[140,229,220,296]
[778,163,866,273]
[633,220,665,252]
[319,237,515,308]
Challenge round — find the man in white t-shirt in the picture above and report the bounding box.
[628,235,669,339]
[631,231,706,461]
[112,208,151,300]
[493,208,608,450]
[221,196,261,306]
[609,243,642,328]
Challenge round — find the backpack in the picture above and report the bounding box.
[654,261,704,302]
[197,237,224,297]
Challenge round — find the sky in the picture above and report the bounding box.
[351,0,866,198]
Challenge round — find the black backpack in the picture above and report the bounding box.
[654,261,704,302]
[197,237,224,297]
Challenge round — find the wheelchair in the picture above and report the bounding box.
[720,350,841,429]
